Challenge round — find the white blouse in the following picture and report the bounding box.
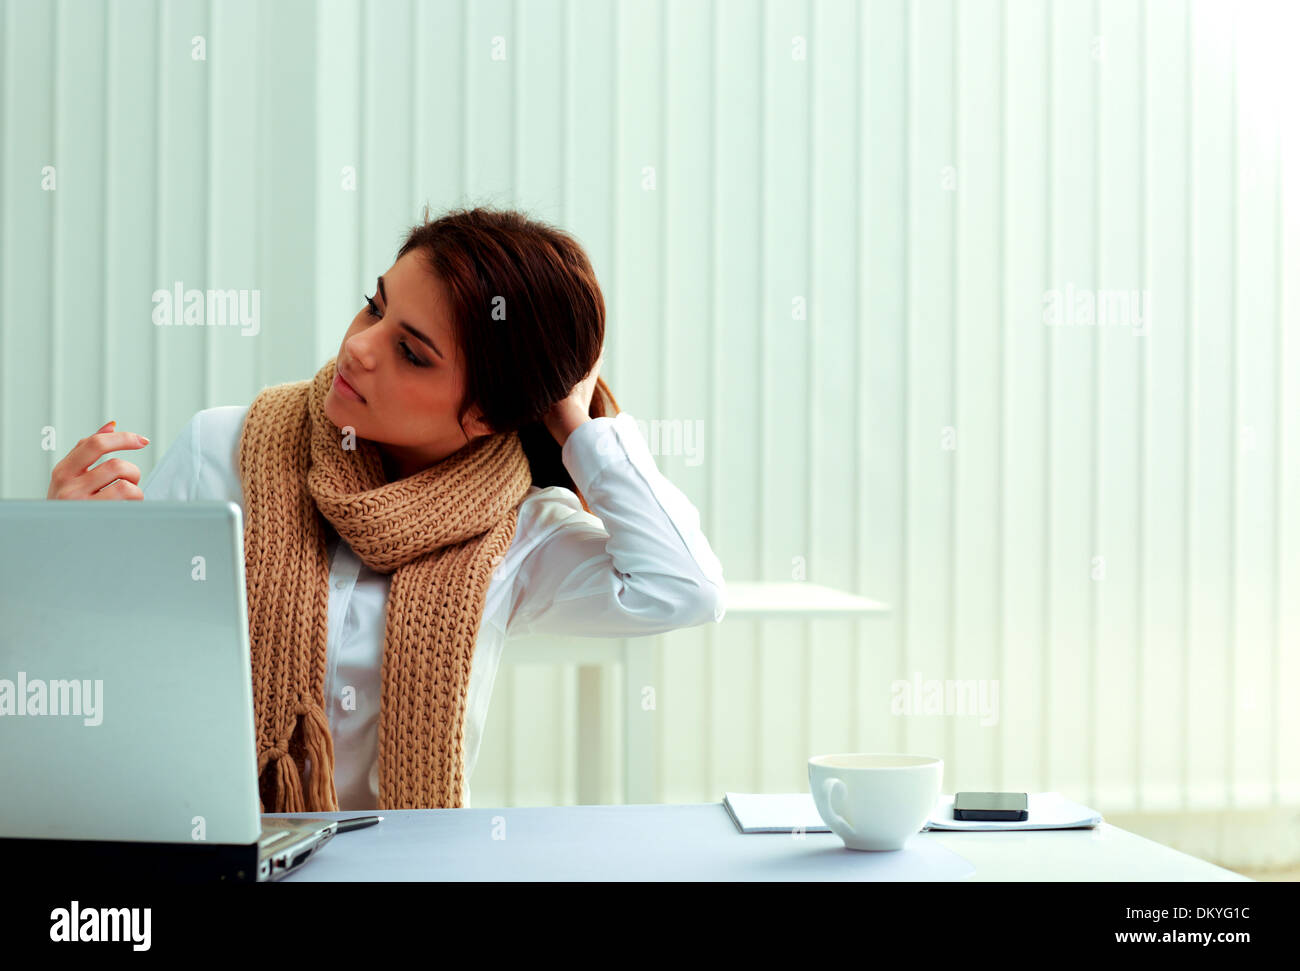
[140,405,726,809]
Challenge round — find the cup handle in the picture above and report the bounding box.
[822,777,855,837]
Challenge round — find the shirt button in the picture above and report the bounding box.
[334,578,347,591]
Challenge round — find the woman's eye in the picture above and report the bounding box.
[362,294,425,366]
[399,341,426,367]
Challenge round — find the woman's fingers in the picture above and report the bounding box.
[83,457,143,498]
[67,423,150,473]
[90,477,144,501]
[47,421,150,500]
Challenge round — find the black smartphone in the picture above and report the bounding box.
[952,792,1028,821]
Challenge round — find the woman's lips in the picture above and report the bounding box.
[333,371,366,403]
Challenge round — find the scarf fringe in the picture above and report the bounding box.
[300,704,339,811]
[256,706,339,812]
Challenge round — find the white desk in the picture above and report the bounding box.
[925,823,1249,882]
[502,582,890,804]
[719,581,890,619]
[273,804,1248,881]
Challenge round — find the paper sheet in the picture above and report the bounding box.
[723,791,1102,834]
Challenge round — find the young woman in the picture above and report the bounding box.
[45,206,726,813]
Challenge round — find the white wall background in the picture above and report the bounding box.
[2,0,1297,816]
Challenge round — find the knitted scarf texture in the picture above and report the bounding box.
[237,354,534,812]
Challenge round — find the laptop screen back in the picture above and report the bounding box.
[0,500,261,845]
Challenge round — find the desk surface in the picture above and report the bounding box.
[723,581,889,618]
[270,803,1249,882]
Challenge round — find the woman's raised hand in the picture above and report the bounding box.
[46,420,150,500]
[542,347,605,447]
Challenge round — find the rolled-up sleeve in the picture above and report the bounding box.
[505,413,726,639]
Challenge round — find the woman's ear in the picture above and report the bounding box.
[463,408,494,439]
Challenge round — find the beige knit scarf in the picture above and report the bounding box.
[237,355,534,812]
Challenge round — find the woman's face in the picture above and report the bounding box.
[324,250,492,480]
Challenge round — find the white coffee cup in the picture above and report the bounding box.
[808,753,943,851]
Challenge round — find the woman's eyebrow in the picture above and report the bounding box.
[377,274,445,360]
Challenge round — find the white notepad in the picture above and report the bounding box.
[722,791,1102,834]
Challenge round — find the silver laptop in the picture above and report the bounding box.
[0,499,335,881]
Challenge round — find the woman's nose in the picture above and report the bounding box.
[344,332,377,369]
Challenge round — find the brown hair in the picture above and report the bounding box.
[395,205,621,512]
